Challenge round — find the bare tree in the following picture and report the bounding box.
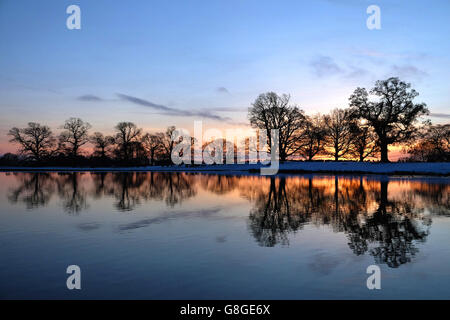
[160,126,177,161]
[90,132,115,158]
[114,122,142,161]
[350,122,380,161]
[323,108,356,161]
[59,118,91,157]
[406,124,450,161]
[349,77,428,162]
[8,122,56,161]
[141,132,164,165]
[297,114,327,160]
[248,92,305,161]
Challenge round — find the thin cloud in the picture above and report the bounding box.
[310,56,343,77]
[430,113,450,119]
[309,56,370,79]
[207,106,246,112]
[117,93,235,122]
[216,87,230,94]
[388,65,428,79]
[345,65,370,79]
[77,94,103,101]
[117,208,223,231]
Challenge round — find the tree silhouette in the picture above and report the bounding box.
[349,121,380,161]
[59,118,91,157]
[248,92,305,161]
[8,122,56,161]
[406,124,450,161]
[296,114,327,160]
[349,77,428,162]
[90,132,115,159]
[323,108,356,161]
[161,126,177,161]
[114,122,142,161]
[141,132,164,165]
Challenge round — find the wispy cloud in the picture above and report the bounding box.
[0,75,60,94]
[117,208,223,231]
[310,56,343,77]
[216,87,230,94]
[345,65,370,79]
[388,65,428,79]
[77,94,103,101]
[207,106,246,112]
[430,113,450,119]
[309,56,370,80]
[117,93,235,122]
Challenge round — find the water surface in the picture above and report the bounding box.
[0,172,449,299]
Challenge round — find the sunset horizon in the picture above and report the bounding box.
[1,0,450,308]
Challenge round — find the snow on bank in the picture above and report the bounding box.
[1,162,450,175]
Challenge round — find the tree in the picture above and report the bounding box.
[160,126,177,161]
[90,132,115,158]
[349,77,428,162]
[114,122,142,161]
[323,108,356,161]
[350,121,380,161]
[59,118,91,157]
[407,124,450,162]
[296,114,327,160]
[248,92,305,161]
[8,122,56,161]
[141,132,164,165]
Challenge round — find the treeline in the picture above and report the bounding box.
[2,120,180,167]
[248,77,448,162]
[1,77,449,166]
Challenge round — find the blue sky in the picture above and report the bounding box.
[0,0,449,153]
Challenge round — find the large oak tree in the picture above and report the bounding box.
[8,122,55,161]
[248,92,305,161]
[349,77,428,162]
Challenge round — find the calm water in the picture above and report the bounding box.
[0,171,449,299]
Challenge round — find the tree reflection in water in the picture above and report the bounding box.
[8,172,197,212]
[7,172,449,267]
[246,176,447,268]
[8,172,55,209]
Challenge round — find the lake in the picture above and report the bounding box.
[0,171,449,299]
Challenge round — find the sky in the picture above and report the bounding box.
[0,0,449,157]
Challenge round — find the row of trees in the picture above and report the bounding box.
[5,119,179,166]
[2,77,448,165]
[249,103,381,162]
[248,77,434,162]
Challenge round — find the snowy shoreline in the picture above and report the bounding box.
[1,162,450,176]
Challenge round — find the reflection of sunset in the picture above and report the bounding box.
[4,172,449,268]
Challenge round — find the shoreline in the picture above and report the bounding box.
[1,162,450,176]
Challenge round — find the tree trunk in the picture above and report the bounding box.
[380,141,389,163]
[378,180,388,215]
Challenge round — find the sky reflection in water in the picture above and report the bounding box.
[0,172,449,299]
